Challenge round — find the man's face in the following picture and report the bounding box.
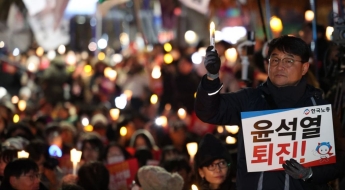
[268,49,309,87]
[10,170,40,190]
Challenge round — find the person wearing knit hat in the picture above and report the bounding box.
[194,133,233,190]
[137,165,184,190]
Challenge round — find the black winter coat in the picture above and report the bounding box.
[195,75,344,190]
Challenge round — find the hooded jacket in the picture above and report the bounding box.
[195,75,344,190]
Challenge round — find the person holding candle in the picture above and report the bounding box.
[195,35,345,189]
[193,133,233,190]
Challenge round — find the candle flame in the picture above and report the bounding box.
[186,142,198,157]
[210,22,215,30]
[110,108,120,121]
[17,150,29,158]
[70,148,82,163]
[210,22,216,47]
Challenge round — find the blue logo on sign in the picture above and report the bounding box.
[304,109,310,115]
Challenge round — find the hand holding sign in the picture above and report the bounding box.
[282,159,313,181]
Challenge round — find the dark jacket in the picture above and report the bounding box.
[195,75,344,190]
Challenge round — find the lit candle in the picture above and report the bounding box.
[11,96,19,104]
[151,65,161,79]
[70,148,82,175]
[110,108,120,121]
[226,136,237,144]
[104,67,112,77]
[18,100,26,112]
[225,48,238,67]
[177,108,187,120]
[150,94,158,105]
[17,150,29,158]
[108,69,117,81]
[225,125,240,134]
[123,90,133,101]
[325,26,334,41]
[120,126,127,136]
[186,142,198,163]
[104,67,117,81]
[155,116,168,127]
[210,22,215,48]
[191,184,199,190]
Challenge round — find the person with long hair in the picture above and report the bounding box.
[194,134,233,190]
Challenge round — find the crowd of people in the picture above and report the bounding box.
[0,22,344,190]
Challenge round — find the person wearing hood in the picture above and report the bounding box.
[129,129,159,151]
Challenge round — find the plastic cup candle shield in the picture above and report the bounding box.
[186,142,198,162]
[70,148,82,175]
[17,150,29,158]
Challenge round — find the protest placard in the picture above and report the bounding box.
[106,158,139,190]
[241,104,335,172]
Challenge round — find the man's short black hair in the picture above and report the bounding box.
[4,158,38,178]
[0,159,39,189]
[267,35,311,63]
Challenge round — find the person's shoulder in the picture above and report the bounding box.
[306,84,324,99]
[305,84,331,105]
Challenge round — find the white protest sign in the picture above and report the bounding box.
[241,104,335,172]
[22,0,47,16]
[179,0,211,14]
[23,0,70,50]
[27,14,70,51]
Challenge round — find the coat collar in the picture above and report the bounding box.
[258,77,323,108]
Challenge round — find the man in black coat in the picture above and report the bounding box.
[195,35,345,190]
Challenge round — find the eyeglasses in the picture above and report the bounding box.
[23,173,41,181]
[268,57,302,68]
[206,160,230,171]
